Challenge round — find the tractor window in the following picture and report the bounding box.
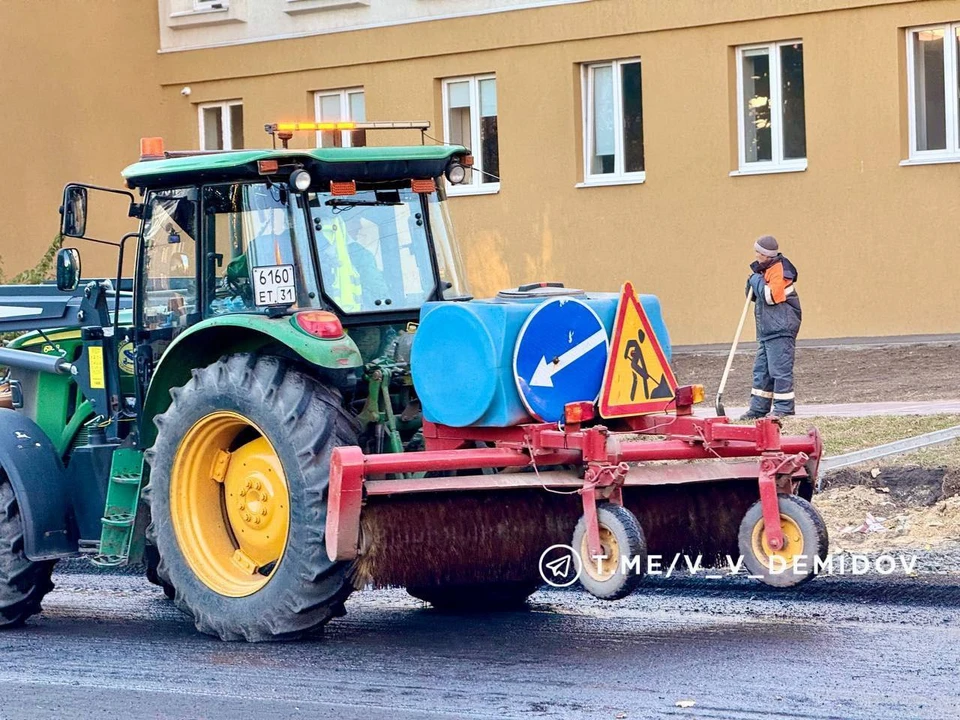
[140,188,199,333]
[427,193,471,300]
[308,189,436,313]
[202,183,319,316]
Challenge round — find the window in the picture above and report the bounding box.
[442,75,499,193]
[907,23,960,161]
[314,88,366,148]
[193,0,226,9]
[199,101,243,151]
[736,41,806,174]
[581,59,645,185]
[201,183,319,316]
[140,188,199,333]
[309,190,438,313]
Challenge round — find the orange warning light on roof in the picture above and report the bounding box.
[275,122,357,132]
[140,137,165,160]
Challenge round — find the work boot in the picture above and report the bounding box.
[738,410,766,421]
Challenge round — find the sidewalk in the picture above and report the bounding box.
[675,333,960,354]
[710,400,960,418]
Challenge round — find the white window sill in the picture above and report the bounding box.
[900,155,960,167]
[446,183,500,197]
[285,0,370,15]
[729,162,807,177]
[169,4,245,28]
[576,175,645,188]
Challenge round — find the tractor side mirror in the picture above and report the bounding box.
[56,247,82,292]
[61,185,88,238]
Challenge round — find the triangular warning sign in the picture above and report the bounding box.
[599,282,678,418]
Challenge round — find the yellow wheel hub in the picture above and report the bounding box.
[171,411,290,597]
[580,526,621,582]
[751,513,804,567]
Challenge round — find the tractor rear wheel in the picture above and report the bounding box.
[145,354,360,641]
[144,543,175,601]
[0,473,55,627]
[738,494,829,588]
[407,580,541,611]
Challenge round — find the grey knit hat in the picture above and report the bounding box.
[754,235,779,258]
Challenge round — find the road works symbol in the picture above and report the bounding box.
[599,282,678,418]
[513,297,610,423]
[539,544,583,588]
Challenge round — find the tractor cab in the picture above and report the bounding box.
[60,123,472,354]
[125,146,472,326]
[54,125,473,432]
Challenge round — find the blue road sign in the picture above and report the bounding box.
[513,297,610,422]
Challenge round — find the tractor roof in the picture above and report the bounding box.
[121,145,469,190]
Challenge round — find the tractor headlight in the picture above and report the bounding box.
[289,169,312,192]
[445,164,467,185]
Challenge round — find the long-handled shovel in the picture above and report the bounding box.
[715,288,754,417]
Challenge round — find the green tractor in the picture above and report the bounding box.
[0,124,829,642]
[0,127,475,640]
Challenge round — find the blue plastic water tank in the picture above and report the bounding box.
[411,289,671,428]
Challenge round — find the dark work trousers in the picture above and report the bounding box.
[747,336,796,414]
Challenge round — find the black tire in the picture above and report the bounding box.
[143,543,175,601]
[738,494,829,588]
[407,580,541,611]
[572,503,646,600]
[0,473,55,628]
[145,354,360,641]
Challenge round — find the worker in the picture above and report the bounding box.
[739,235,802,420]
[317,214,389,311]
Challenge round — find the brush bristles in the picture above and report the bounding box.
[349,480,759,589]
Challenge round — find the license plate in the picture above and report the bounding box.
[252,264,296,306]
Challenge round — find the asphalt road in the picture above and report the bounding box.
[2,567,958,720]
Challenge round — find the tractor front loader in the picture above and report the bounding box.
[0,123,828,641]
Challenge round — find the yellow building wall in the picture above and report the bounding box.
[0,0,164,278]
[3,0,957,344]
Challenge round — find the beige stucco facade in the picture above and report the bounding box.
[0,1,163,279]
[2,0,958,344]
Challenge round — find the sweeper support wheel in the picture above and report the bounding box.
[572,502,646,600]
[738,494,828,588]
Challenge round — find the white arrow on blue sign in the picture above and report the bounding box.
[512,297,610,423]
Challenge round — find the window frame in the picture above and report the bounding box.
[905,22,960,164]
[197,100,243,151]
[313,87,366,148]
[734,40,807,176]
[441,74,500,196]
[580,58,646,187]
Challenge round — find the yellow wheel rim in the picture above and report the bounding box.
[171,411,290,597]
[580,525,621,582]
[751,513,804,568]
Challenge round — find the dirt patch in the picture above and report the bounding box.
[822,466,951,507]
[815,488,960,553]
[672,342,960,405]
[815,465,960,553]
